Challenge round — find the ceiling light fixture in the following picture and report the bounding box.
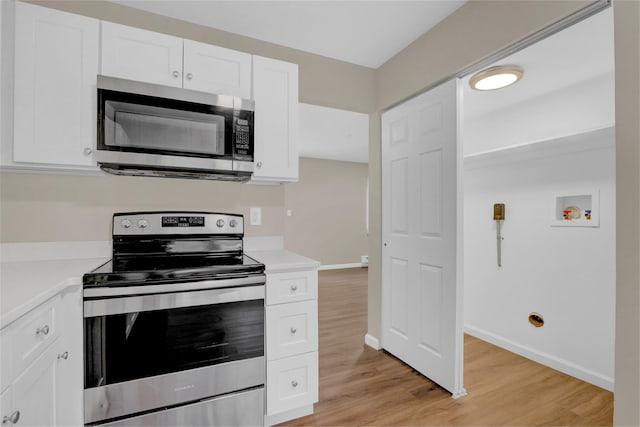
[469,65,524,91]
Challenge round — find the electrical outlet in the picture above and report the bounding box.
[286,209,292,217]
[250,207,261,226]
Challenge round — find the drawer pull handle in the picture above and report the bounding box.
[172,70,180,78]
[36,325,50,336]
[3,410,20,424]
[290,327,297,334]
[291,380,298,388]
[57,351,69,360]
[290,285,298,292]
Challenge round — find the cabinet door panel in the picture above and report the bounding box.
[183,40,251,98]
[267,300,317,360]
[252,56,298,182]
[101,21,183,88]
[13,2,99,167]
[11,341,61,427]
[267,352,318,416]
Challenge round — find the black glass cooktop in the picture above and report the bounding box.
[83,254,264,287]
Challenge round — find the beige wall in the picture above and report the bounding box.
[613,1,640,424]
[0,172,285,241]
[284,157,368,266]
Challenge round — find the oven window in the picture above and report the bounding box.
[84,299,264,388]
[104,100,225,156]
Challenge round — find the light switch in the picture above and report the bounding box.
[250,207,262,226]
[286,209,292,217]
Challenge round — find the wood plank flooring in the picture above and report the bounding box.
[279,268,613,426]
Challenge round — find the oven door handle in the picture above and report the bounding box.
[84,277,265,317]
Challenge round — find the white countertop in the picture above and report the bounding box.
[246,250,320,273]
[0,258,108,329]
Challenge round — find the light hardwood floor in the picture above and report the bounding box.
[280,268,613,426]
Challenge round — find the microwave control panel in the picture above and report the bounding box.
[234,118,251,156]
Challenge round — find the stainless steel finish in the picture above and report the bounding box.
[100,165,252,182]
[235,96,255,112]
[83,147,93,155]
[36,325,49,335]
[100,387,264,427]
[186,72,193,80]
[233,160,255,173]
[112,212,244,235]
[98,75,237,109]
[84,357,265,424]
[172,70,179,78]
[290,327,297,334]
[96,150,233,173]
[57,351,69,360]
[84,276,265,304]
[291,380,298,388]
[2,411,20,424]
[256,161,262,169]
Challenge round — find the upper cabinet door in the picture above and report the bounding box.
[251,56,299,183]
[101,21,183,88]
[13,2,99,167]
[183,40,251,98]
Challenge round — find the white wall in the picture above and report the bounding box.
[463,136,616,390]
[464,72,615,156]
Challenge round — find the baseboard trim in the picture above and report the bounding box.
[266,404,313,426]
[364,333,381,350]
[464,324,614,391]
[318,263,365,271]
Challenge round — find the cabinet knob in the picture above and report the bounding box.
[36,325,49,336]
[290,327,297,334]
[83,147,92,155]
[57,351,69,360]
[172,70,180,78]
[290,284,298,292]
[2,410,20,425]
[186,73,193,80]
[256,161,262,169]
[291,380,298,388]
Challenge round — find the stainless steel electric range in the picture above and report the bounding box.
[82,212,265,426]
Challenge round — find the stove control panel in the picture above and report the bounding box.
[113,212,244,236]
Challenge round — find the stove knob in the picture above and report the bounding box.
[216,219,225,228]
[138,219,148,229]
[121,219,132,229]
[229,219,238,228]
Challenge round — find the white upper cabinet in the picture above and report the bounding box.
[251,55,299,183]
[12,1,99,168]
[101,22,252,98]
[183,40,251,98]
[101,21,183,88]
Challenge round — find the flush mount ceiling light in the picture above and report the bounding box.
[469,65,524,91]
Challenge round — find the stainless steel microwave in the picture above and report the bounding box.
[96,75,254,182]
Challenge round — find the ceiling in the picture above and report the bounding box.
[111,0,467,68]
[462,7,614,121]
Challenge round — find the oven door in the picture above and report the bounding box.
[83,281,265,425]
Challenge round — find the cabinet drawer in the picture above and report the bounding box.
[267,301,318,360]
[11,296,61,375]
[266,270,317,305]
[267,352,318,416]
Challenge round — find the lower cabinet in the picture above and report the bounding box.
[0,286,82,426]
[265,268,319,425]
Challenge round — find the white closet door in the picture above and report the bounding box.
[381,79,465,397]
